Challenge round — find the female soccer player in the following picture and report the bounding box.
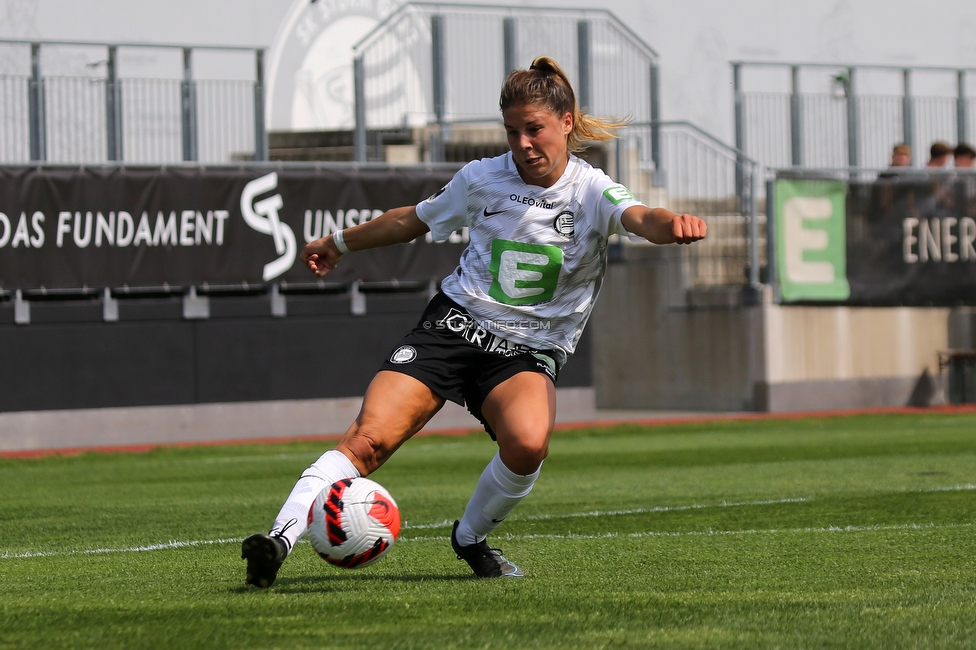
[243,56,706,586]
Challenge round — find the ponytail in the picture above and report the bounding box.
[500,55,629,152]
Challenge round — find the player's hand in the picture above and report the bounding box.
[671,213,707,244]
[300,236,342,276]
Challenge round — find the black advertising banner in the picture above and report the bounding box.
[0,165,462,291]
[774,174,976,305]
[847,174,976,304]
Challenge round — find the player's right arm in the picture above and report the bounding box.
[300,206,430,276]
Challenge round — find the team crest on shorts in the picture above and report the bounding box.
[390,345,418,364]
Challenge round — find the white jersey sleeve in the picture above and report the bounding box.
[598,183,647,243]
[415,164,473,241]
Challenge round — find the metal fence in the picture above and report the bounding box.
[734,62,976,170]
[0,39,266,164]
[0,74,29,161]
[615,121,764,290]
[119,78,182,163]
[351,2,661,165]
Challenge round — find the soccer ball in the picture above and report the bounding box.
[306,477,401,569]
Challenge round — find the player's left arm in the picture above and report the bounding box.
[620,205,707,245]
[301,206,429,276]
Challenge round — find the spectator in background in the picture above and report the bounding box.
[954,143,975,169]
[953,143,976,217]
[890,143,912,168]
[918,141,955,215]
[878,143,914,180]
[927,141,953,168]
[874,143,920,219]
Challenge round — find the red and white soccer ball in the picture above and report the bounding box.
[306,477,401,569]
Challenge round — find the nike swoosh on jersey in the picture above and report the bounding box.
[483,207,505,217]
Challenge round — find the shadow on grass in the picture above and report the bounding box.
[233,572,472,594]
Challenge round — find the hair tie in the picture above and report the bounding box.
[529,64,540,70]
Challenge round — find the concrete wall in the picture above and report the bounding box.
[591,245,955,412]
[591,245,764,412]
[948,308,976,349]
[758,305,949,411]
[0,386,597,453]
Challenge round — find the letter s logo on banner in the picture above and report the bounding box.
[241,172,297,281]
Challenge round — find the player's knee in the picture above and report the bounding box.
[337,426,389,476]
[523,439,550,466]
[499,433,549,471]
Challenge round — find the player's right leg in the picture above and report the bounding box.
[451,370,556,578]
[243,371,444,588]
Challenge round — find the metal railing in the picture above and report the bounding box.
[615,121,765,290]
[0,74,30,161]
[351,2,661,165]
[734,61,976,171]
[0,39,267,164]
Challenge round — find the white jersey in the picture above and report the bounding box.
[415,152,645,365]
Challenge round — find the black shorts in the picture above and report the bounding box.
[379,292,559,439]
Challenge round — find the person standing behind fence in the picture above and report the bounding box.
[927,141,953,168]
[240,55,707,587]
[874,142,922,220]
[890,143,912,168]
[954,143,975,169]
[921,141,955,214]
[878,143,913,181]
[953,143,976,217]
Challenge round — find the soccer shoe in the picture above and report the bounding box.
[241,533,289,588]
[451,520,524,578]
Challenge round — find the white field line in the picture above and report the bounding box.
[401,484,976,530]
[401,496,811,530]
[2,537,242,559]
[405,521,974,543]
[3,485,974,560]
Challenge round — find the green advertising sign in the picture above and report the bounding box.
[774,178,851,301]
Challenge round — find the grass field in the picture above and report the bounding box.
[2,410,975,649]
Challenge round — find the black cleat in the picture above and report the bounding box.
[451,520,524,578]
[242,533,289,588]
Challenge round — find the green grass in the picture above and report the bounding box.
[1,411,975,649]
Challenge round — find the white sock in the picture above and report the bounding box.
[270,449,360,554]
[455,452,541,546]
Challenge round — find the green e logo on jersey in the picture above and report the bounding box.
[603,185,635,205]
[488,239,563,305]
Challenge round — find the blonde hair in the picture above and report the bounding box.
[499,55,629,153]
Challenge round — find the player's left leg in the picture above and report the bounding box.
[452,371,555,577]
[243,371,444,588]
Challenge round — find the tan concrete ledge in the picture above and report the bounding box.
[0,387,596,453]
